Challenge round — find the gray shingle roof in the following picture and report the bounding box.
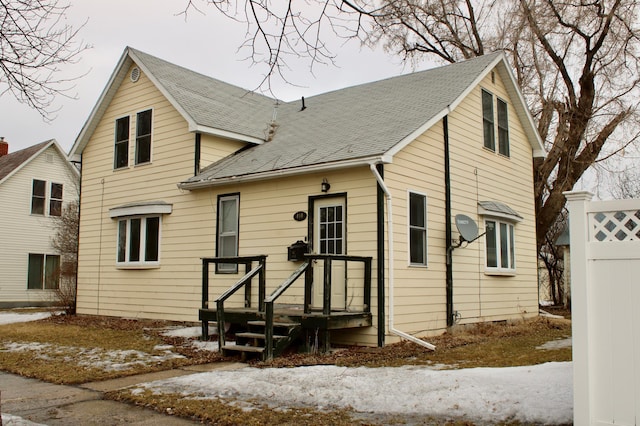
[129,48,275,141]
[181,52,503,186]
[0,141,51,182]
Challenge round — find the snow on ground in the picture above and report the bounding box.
[1,314,573,424]
[0,311,52,325]
[132,362,573,425]
[1,414,46,426]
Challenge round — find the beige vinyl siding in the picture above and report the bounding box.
[381,67,538,341]
[76,64,382,333]
[0,145,78,305]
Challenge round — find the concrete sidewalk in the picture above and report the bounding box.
[1,362,245,425]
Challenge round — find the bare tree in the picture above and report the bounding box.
[0,0,88,120]
[188,0,640,251]
[50,200,79,314]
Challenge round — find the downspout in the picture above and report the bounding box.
[444,115,454,327]
[370,164,436,351]
[376,163,385,347]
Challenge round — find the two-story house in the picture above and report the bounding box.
[69,47,545,357]
[0,139,80,308]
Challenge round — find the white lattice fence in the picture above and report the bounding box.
[566,191,640,426]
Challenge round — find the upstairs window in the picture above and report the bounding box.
[50,183,63,217]
[27,254,60,290]
[217,194,239,273]
[497,98,510,157]
[31,179,46,215]
[408,191,427,266]
[114,116,130,169]
[482,89,495,151]
[135,109,152,165]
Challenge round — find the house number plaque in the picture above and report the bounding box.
[293,211,307,221]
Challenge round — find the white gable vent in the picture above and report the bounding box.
[130,67,140,83]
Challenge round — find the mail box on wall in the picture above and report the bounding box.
[287,240,309,261]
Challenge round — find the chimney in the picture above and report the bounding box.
[0,137,8,157]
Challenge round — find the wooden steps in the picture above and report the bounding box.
[222,320,302,361]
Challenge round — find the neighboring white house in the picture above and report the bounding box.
[0,139,80,308]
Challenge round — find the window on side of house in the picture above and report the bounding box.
[482,89,495,151]
[116,215,161,266]
[485,219,515,272]
[217,194,239,273]
[409,191,427,266]
[27,253,60,290]
[50,183,63,216]
[31,179,46,215]
[114,116,130,169]
[135,109,152,165]
[497,98,510,157]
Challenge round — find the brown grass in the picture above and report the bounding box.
[0,312,572,425]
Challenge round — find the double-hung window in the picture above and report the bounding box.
[31,179,46,215]
[497,98,510,156]
[27,254,60,290]
[482,89,510,157]
[408,191,427,266]
[135,109,152,165]
[482,89,495,151]
[31,180,63,216]
[217,194,239,273]
[117,216,160,266]
[114,116,130,169]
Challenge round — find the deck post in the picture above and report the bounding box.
[323,257,332,316]
[265,301,274,360]
[201,259,210,340]
[258,256,266,312]
[363,258,371,313]
[216,299,226,350]
[304,260,313,314]
[244,262,251,308]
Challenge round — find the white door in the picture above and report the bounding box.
[312,198,346,310]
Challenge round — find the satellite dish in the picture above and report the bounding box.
[455,214,479,242]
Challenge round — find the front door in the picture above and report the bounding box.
[312,197,346,310]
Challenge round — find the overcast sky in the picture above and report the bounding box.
[1,0,429,154]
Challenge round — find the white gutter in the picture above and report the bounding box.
[370,164,436,351]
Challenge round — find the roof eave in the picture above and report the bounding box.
[190,124,264,145]
[178,155,386,190]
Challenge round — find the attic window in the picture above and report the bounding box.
[130,67,140,83]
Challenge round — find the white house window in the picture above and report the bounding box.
[117,216,160,266]
[217,194,239,273]
[478,200,521,274]
[485,220,515,271]
[114,116,130,169]
[27,254,60,290]
[135,109,152,165]
[482,89,495,151]
[31,179,46,215]
[497,98,510,157]
[409,191,427,266]
[50,182,63,216]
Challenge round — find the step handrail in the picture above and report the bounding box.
[201,255,267,348]
[264,261,310,360]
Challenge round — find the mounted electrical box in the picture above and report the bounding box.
[287,240,309,261]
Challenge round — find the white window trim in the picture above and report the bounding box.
[217,194,240,273]
[407,190,428,267]
[134,108,153,166]
[483,217,516,275]
[113,114,131,170]
[116,215,162,269]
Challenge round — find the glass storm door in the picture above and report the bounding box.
[312,198,346,310]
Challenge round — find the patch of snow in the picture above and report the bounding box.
[161,326,202,338]
[133,362,573,425]
[190,340,220,351]
[1,413,47,425]
[0,312,52,325]
[536,337,572,350]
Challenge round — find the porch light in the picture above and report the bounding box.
[321,178,331,192]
